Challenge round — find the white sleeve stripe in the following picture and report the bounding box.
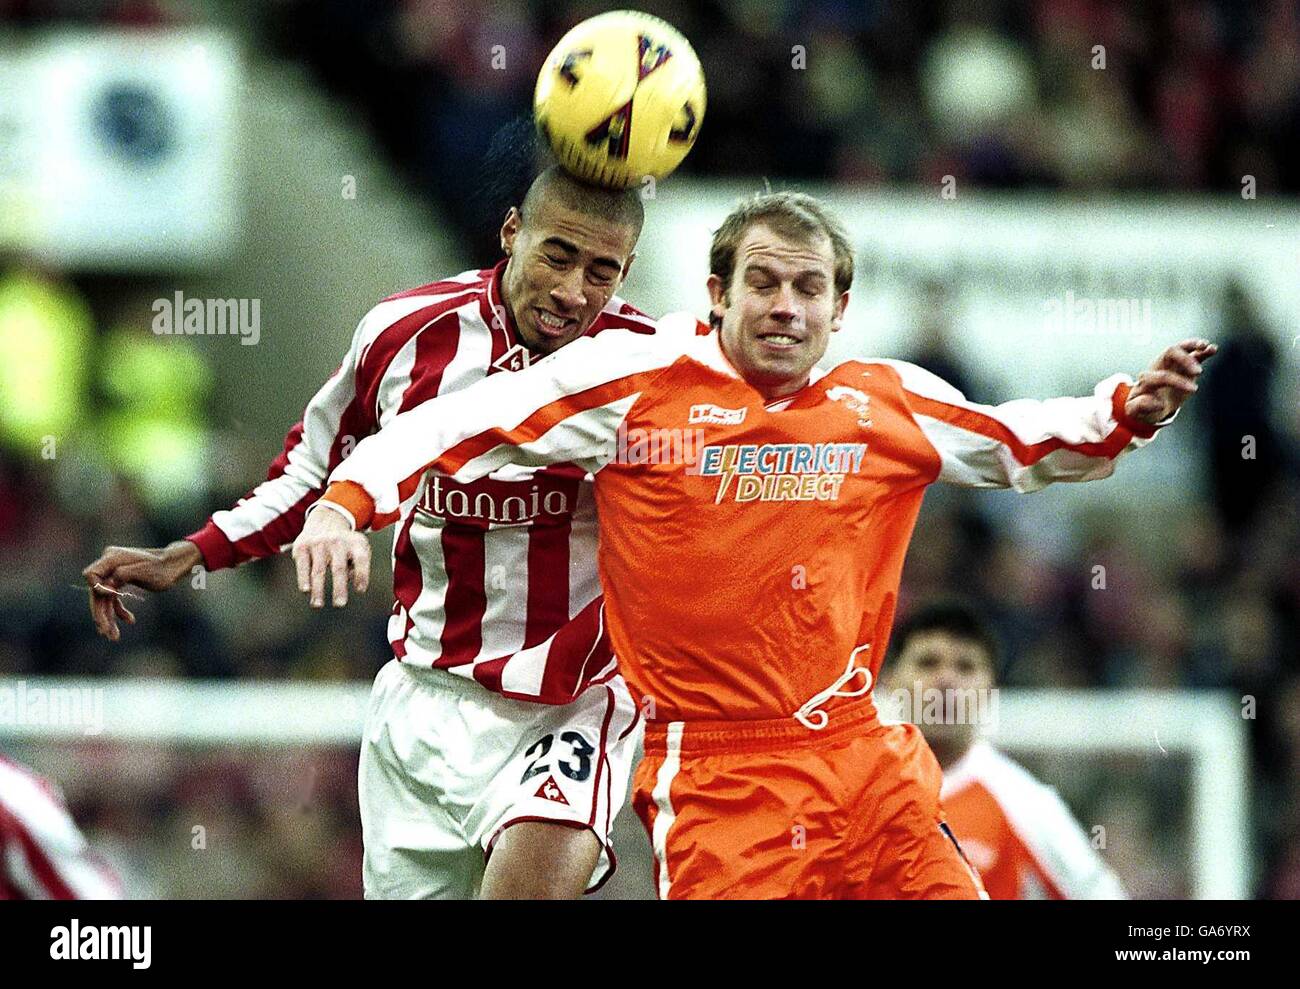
[451,392,642,482]
[878,358,1137,453]
[44,853,121,899]
[214,455,331,543]
[913,414,1127,491]
[330,328,678,521]
[971,744,1125,899]
[870,359,1150,492]
[4,841,46,898]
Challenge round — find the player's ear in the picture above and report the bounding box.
[706,273,728,325]
[831,290,849,332]
[501,207,522,256]
[621,252,637,281]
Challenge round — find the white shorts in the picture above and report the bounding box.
[359,658,641,899]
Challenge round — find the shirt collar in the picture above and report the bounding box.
[694,331,831,404]
[479,259,521,353]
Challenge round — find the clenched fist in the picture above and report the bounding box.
[292,506,371,608]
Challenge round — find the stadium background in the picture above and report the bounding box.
[0,0,1296,899]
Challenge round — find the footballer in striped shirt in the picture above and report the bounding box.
[85,166,659,899]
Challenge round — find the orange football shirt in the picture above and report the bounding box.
[320,316,1158,728]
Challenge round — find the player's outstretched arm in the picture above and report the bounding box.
[317,329,669,532]
[888,338,1217,493]
[294,326,678,608]
[84,308,383,641]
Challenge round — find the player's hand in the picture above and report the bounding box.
[1125,338,1218,426]
[292,506,371,608]
[82,540,202,642]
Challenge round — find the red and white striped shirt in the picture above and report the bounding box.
[0,754,122,899]
[186,262,658,703]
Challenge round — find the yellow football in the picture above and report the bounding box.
[534,9,707,189]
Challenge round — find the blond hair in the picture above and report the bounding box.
[709,191,854,297]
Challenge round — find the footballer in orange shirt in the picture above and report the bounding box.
[294,191,1214,899]
[882,600,1126,899]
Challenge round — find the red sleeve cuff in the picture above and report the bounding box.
[1111,381,1158,440]
[185,520,238,571]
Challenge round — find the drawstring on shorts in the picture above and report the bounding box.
[793,644,874,730]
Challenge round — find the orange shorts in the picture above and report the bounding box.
[632,699,986,900]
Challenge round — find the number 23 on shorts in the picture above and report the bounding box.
[520,731,596,784]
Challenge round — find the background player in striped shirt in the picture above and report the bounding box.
[295,191,1216,898]
[0,752,122,900]
[83,166,655,898]
[882,600,1127,899]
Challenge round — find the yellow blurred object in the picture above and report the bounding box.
[98,325,214,510]
[0,267,94,451]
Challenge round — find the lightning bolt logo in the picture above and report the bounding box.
[714,446,738,503]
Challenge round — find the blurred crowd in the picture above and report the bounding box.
[0,259,388,898]
[21,1,1290,258]
[0,0,1297,899]
[6,0,1299,215]
[263,0,1300,256]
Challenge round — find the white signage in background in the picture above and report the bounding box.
[0,29,241,269]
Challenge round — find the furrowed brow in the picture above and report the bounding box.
[799,262,829,278]
[542,237,579,254]
[545,237,622,271]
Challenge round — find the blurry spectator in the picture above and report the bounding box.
[900,277,983,402]
[1200,278,1285,532]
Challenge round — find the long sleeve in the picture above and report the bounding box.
[881,359,1165,492]
[1018,785,1128,900]
[318,328,675,532]
[184,313,381,570]
[943,744,1128,901]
